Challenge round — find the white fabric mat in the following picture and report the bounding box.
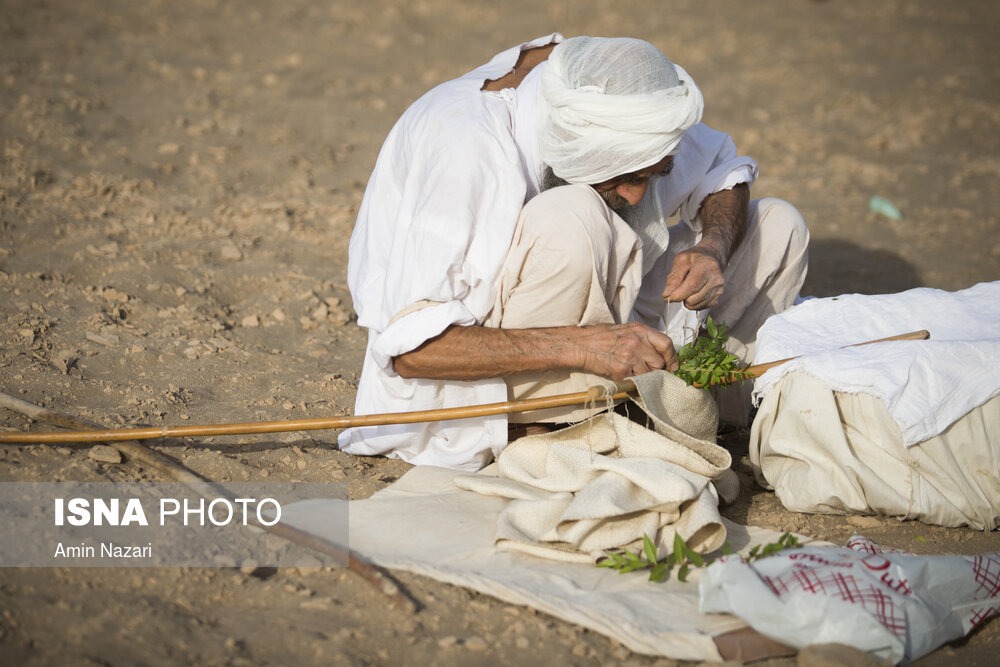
[281,466,805,661]
[751,281,1000,446]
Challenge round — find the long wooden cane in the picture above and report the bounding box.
[0,330,929,445]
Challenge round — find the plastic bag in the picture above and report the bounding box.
[699,535,1000,664]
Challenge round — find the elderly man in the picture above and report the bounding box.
[339,35,809,470]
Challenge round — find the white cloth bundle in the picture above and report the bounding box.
[540,36,704,184]
[454,371,739,562]
[748,281,1000,529]
[751,281,1000,445]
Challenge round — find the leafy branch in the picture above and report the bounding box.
[674,316,752,388]
[597,532,802,583]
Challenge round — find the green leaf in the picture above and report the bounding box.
[649,562,668,582]
[677,563,690,582]
[673,533,686,564]
[685,547,705,568]
[643,535,658,564]
[721,542,733,556]
[706,316,718,339]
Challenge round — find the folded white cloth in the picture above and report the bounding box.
[455,370,738,561]
[751,281,1000,446]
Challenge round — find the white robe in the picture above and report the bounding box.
[339,35,757,470]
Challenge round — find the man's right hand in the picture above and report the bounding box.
[576,321,678,380]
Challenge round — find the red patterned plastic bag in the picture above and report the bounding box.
[699,535,1000,664]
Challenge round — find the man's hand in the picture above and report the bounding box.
[662,182,749,311]
[662,247,725,310]
[578,321,678,379]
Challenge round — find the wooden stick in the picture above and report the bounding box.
[0,330,929,445]
[739,329,930,379]
[0,392,419,613]
[0,381,635,444]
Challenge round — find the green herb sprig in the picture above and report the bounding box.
[597,532,802,582]
[674,316,752,388]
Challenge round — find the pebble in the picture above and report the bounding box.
[88,445,122,464]
[846,515,882,529]
[241,314,260,328]
[219,242,243,261]
[53,349,78,373]
[464,636,488,651]
[515,637,529,649]
[437,636,457,649]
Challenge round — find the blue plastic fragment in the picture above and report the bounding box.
[869,195,903,220]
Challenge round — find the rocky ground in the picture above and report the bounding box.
[1,0,998,665]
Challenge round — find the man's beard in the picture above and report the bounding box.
[541,166,635,218]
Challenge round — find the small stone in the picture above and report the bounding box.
[515,637,529,649]
[465,636,488,651]
[270,308,286,322]
[846,515,882,529]
[311,304,329,321]
[572,643,588,657]
[219,243,242,261]
[88,445,122,464]
[437,636,457,649]
[241,314,260,328]
[53,349,78,373]
[158,142,181,155]
[86,331,120,346]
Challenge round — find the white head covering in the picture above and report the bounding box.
[539,36,704,184]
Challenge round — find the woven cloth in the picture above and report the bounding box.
[455,370,739,562]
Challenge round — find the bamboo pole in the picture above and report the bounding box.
[0,330,929,445]
[0,392,419,612]
[738,329,930,379]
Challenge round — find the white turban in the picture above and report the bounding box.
[539,36,704,184]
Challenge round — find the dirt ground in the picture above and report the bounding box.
[1,0,998,664]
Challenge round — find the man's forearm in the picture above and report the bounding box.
[393,321,678,382]
[696,182,749,268]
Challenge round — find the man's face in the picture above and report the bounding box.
[591,154,675,213]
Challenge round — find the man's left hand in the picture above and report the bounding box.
[661,246,725,310]
[662,183,749,311]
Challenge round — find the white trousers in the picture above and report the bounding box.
[489,184,809,425]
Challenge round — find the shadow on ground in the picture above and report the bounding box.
[803,238,923,298]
